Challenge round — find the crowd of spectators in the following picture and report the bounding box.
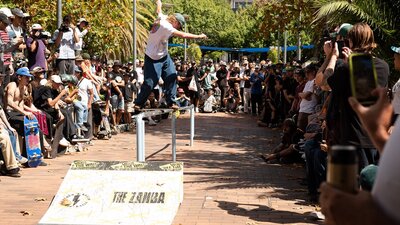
[0,6,399,225]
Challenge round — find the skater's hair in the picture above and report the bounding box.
[167,15,180,28]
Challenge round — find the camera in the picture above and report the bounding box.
[34,31,50,40]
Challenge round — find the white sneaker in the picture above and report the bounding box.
[59,138,71,147]
[195,108,199,113]
[18,156,28,164]
[148,120,157,126]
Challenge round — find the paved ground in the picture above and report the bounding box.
[0,112,322,225]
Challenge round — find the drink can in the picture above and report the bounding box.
[327,145,358,193]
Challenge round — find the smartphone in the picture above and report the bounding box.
[349,53,378,106]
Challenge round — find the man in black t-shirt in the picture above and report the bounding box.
[315,23,389,170]
[282,67,298,118]
[216,61,228,108]
[122,73,136,124]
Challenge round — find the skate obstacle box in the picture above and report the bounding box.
[39,160,183,225]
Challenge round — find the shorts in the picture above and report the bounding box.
[111,95,125,112]
[125,101,135,113]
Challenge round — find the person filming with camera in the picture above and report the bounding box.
[52,15,79,75]
[26,23,48,71]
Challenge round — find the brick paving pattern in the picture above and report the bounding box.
[0,112,322,225]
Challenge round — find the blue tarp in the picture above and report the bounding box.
[168,44,315,53]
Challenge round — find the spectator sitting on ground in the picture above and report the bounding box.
[4,67,48,166]
[73,66,93,132]
[0,104,26,177]
[261,118,304,164]
[29,67,47,92]
[4,67,36,136]
[202,89,217,113]
[33,75,74,152]
[224,88,239,113]
[176,88,190,108]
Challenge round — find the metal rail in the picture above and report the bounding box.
[133,105,195,162]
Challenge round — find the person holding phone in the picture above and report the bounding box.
[315,23,389,170]
[52,15,79,75]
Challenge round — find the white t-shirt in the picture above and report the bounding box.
[391,79,400,114]
[204,95,216,112]
[239,67,246,88]
[52,28,76,59]
[145,13,177,60]
[372,119,400,222]
[74,27,88,51]
[77,78,93,105]
[6,25,23,38]
[299,79,317,113]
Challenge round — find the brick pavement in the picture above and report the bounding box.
[0,112,322,225]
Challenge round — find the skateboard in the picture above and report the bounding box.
[24,116,43,167]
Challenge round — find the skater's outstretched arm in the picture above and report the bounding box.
[156,0,162,15]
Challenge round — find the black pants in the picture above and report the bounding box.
[219,86,228,108]
[251,93,262,115]
[305,139,327,195]
[60,106,77,141]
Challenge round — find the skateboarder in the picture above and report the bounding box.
[134,0,207,110]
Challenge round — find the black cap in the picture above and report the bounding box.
[0,13,10,25]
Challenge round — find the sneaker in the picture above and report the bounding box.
[59,138,71,147]
[6,168,21,177]
[79,125,89,132]
[195,107,199,113]
[18,156,28,164]
[39,161,48,166]
[148,120,157,126]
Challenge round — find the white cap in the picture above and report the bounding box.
[77,18,88,25]
[31,66,44,73]
[0,7,13,18]
[40,79,48,86]
[51,75,63,84]
[31,23,43,30]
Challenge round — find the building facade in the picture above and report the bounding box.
[230,0,253,11]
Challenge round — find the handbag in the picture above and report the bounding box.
[188,76,197,92]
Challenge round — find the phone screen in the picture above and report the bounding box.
[350,54,377,105]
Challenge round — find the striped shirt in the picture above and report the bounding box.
[0,30,12,66]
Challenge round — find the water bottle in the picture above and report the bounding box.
[327,145,359,193]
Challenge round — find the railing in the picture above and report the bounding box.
[132,105,195,162]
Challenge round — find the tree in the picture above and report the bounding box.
[312,0,400,59]
[187,43,202,63]
[2,0,155,61]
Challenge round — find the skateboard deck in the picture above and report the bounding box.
[24,117,43,167]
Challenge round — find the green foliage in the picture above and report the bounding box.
[268,47,279,64]
[312,0,400,82]
[208,51,225,61]
[187,43,202,63]
[3,0,154,61]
